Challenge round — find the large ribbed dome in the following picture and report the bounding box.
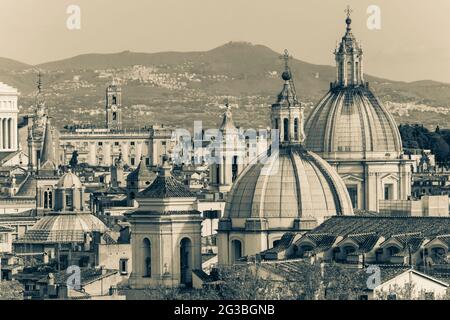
[14,212,108,244]
[305,13,402,159]
[224,147,354,223]
[304,83,402,159]
[305,86,402,158]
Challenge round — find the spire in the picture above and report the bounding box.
[276,49,299,106]
[219,98,237,132]
[34,71,47,122]
[37,71,43,94]
[345,5,353,33]
[334,7,364,87]
[39,119,58,172]
[271,49,306,145]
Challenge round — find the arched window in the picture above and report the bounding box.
[48,191,53,208]
[112,95,117,105]
[347,62,353,85]
[294,118,299,141]
[355,61,360,84]
[65,193,73,209]
[143,238,151,277]
[112,112,117,121]
[216,165,220,185]
[180,238,192,285]
[43,191,48,209]
[299,245,314,258]
[283,118,289,142]
[231,239,242,263]
[387,246,400,257]
[232,155,238,182]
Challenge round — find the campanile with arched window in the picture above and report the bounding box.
[106,79,123,131]
[126,159,203,288]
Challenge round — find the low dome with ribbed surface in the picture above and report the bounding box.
[224,146,354,223]
[57,171,82,189]
[14,212,108,244]
[304,86,402,159]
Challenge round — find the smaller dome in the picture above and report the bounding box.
[15,212,108,244]
[57,171,82,189]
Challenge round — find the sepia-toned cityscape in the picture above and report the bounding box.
[2,0,450,304]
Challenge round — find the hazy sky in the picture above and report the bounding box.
[2,0,450,83]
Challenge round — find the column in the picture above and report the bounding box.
[12,118,17,151]
[7,118,11,149]
[89,142,96,165]
[136,142,143,164]
[122,143,129,166]
[2,118,5,150]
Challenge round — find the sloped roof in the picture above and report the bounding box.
[138,165,195,199]
[0,151,20,165]
[38,268,117,286]
[14,174,37,197]
[308,216,450,239]
[343,232,380,253]
[126,159,154,182]
[261,232,297,255]
[296,233,337,252]
[40,121,58,171]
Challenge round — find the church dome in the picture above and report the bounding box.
[14,212,108,244]
[304,86,402,158]
[224,146,354,223]
[304,12,402,159]
[57,171,82,189]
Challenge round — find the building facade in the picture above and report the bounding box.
[59,83,174,168]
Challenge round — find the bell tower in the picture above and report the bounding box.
[106,80,122,131]
[334,6,364,87]
[209,100,246,194]
[271,50,305,147]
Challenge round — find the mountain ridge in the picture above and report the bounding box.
[0,41,448,130]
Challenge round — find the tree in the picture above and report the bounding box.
[322,263,367,300]
[214,264,285,300]
[0,281,24,300]
[431,135,450,165]
[282,261,323,300]
[375,283,415,300]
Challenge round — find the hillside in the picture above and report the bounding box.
[0,42,449,130]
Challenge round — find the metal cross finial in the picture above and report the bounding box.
[345,5,353,18]
[281,49,291,71]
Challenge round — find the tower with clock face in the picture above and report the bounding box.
[106,81,123,131]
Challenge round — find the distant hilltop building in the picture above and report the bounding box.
[59,81,174,168]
